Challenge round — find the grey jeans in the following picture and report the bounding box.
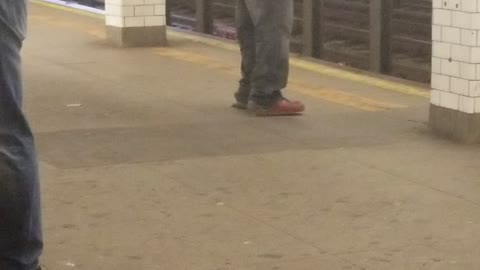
[0,2,43,270]
[235,0,294,105]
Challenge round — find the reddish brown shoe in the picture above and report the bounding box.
[247,98,305,116]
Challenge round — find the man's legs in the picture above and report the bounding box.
[234,0,256,107]
[247,0,294,106]
[0,17,43,270]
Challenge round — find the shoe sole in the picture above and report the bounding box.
[247,107,304,117]
[235,102,305,116]
[253,111,304,117]
[232,102,247,110]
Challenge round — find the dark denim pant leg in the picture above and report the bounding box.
[235,0,256,103]
[247,0,293,106]
[0,20,43,270]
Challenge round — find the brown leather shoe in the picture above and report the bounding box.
[247,98,305,116]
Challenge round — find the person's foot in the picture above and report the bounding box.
[232,100,248,110]
[232,92,249,110]
[247,97,305,116]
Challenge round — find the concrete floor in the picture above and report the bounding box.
[26,3,480,270]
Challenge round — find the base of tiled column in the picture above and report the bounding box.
[106,26,167,47]
[429,104,480,144]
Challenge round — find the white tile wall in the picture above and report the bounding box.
[452,11,472,28]
[145,0,165,3]
[471,14,480,29]
[106,5,134,17]
[442,26,462,43]
[105,0,166,28]
[432,73,451,91]
[145,16,166,26]
[460,62,477,79]
[452,44,471,61]
[446,0,461,10]
[431,0,480,114]
[434,9,452,26]
[154,5,166,15]
[431,89,442,106]
[433,41,452,58]
[451,77,470,95]
[440,91,460,110]
[125,16,144,27]
[135,5,154,16]
[441,59,461,76]
[459,95,475,112]
[433,25,443,41]
[432,57,443,73]
[122,0,145,5]
[461,29,477,45]
[475,98,480,112]
[470,47,480,62]
[461,0,477,12]
[106,15,124,27]
[469,80,480,96]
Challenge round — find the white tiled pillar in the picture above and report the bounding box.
[105,0,167,47]
[430,0,480,143]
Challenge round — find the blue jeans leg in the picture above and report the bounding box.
[237,0,294,106]
[0,15,43,270]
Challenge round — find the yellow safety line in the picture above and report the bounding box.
[290,82,407,112]
[153,48,406,112]
[291,59,430,98]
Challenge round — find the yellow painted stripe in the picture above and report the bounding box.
[290,59,429,98]
[153,48,238,72]
[290,82,406,112]
[168,31,239,52]
[154,48,406,112]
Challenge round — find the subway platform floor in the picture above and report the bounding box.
[27,3,480,270]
